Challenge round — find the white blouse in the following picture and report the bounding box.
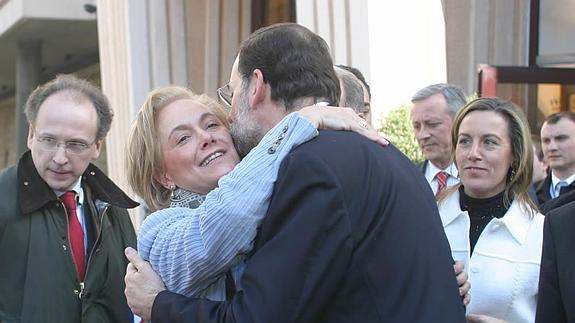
[438,191,544,323]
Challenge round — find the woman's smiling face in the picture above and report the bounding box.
[157,99,240,194]
[455,110,513,199]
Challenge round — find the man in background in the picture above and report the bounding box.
[410,83,467,196]
[537,112,575,213]
[337,64,372,124]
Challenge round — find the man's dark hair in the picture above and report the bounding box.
[336,64,371,99]
[543,111,575,126]
[238,23,340,110]
[25,74,113,140]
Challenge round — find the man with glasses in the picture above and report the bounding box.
[0,74,139,322]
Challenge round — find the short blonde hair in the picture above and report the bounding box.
[440,97,536,211]
[126,86,230,211]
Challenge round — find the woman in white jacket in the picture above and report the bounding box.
[437,98,543,323]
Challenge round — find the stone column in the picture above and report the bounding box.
[15,39,42,155]
[97,0,143,226]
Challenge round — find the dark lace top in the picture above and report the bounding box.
[459,186,512,254]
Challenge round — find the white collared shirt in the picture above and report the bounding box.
[55,179,88,255]
[437,191,544,323]
[424,161,459,195]
[549,172,575,198]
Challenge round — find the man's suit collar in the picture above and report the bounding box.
[17,151,138,215]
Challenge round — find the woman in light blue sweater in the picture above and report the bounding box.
[126,86,382,300]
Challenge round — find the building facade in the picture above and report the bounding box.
[1,0,573,226]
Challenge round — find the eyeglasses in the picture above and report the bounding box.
[216,83,233,111]
[35,136,94,155]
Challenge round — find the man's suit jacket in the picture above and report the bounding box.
[536,173,575,212]
[152,130,466,323]
[541,189,575,214]
[535,200,575,323]
[417,159,429,174]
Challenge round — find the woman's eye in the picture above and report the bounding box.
[207,122,219,129]
[177,135,191,144]
[457,138,470,145]
[485,139,497,146]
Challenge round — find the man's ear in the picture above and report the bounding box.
[26,125,35,150]
[91,139,103,160]
[249,69,268,108]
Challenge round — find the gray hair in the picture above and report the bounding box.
[335,67,365,113]
[411,83,467,117]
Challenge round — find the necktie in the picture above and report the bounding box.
[61,191,86,281]
[554,181,568,198]
[436,171,448,196]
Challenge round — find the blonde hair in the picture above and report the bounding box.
[126,86,230,211]
[439,97,537,212]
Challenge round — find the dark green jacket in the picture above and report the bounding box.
[0,152,139,323]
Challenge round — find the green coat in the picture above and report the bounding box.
[0,152,139,323]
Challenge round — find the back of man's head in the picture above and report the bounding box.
[411,83,466,118]
[335,67,365,113]
[238,23,340,110]
[25,74,113,140]
[336,64,371,99]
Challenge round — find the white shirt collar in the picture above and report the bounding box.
[54,178,84,205]
[551,172,575,188]
[425,161,458,183]
[439,190,537,245]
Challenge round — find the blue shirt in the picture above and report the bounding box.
[138,112,318,298]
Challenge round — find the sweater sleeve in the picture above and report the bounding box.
[137,112,318,296]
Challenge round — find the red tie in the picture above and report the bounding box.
[61,191,86,281]
[436,171,448,196]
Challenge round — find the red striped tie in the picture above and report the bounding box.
[61,191,86,281]
[436,171,448,196]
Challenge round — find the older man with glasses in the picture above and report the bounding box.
[0,74,139,323]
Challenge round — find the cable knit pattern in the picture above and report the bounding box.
[138,112,318,296]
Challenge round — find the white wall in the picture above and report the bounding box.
[296,0,448,125]
[367,0,446,124]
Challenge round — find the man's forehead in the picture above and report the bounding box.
[543,118,575,133]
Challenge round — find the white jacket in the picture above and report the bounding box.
[438,191,544,323]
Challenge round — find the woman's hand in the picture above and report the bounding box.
[298,106,388,146]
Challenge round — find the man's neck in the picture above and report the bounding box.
[287,97,330,110]
[264,96,328,131]
[430,159,451,170]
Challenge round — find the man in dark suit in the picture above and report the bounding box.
[535,199,575,323]
[537,112,575,212]
[125,23,465,323]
